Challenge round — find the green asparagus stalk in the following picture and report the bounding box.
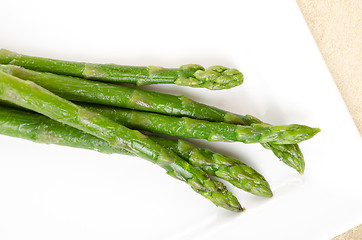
[0,64,243,122]
[0,104,272,197]
[237,114,306,173]
[0,104,133,155]
[79,103,319,144]
[149,136,272,197]
[0,71,242,212]
[0,49,243,90]
[82,104,306,173]
[0,64,311,173]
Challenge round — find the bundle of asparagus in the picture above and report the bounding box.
[0,49,319,212]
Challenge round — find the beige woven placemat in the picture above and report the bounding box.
[297,1,361,239]
[297,0,362,134]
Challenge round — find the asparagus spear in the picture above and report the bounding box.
[0,49,243,90]
[83,104,306,173]
[0,64,243,121]
[0,104,272,197]
[236,114,306,173]
[0,71,242,212]
[0,64,310,173]
[150,136,272,197]
[79,103,319,144]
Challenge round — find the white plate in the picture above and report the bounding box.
[0,0,361,239]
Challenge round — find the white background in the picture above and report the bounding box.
[0,0,361,239]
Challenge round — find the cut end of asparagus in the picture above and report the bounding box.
[175,64,243,90]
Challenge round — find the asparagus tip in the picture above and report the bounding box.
[175,64,243,90]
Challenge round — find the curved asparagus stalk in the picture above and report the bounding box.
[0,105,272,197]
[0,49,243,90]
[0,64,311,173]
[80,103,319,144]
[0,71,242,212]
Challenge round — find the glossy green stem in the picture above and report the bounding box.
[81,104,319,145]
[0,71,242,212]
[0,64,313,173]
[0,104,272,197]
[0,49,243,90]
[238,114,305,173]
[151,137,272,197]
[0,64,228,121]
